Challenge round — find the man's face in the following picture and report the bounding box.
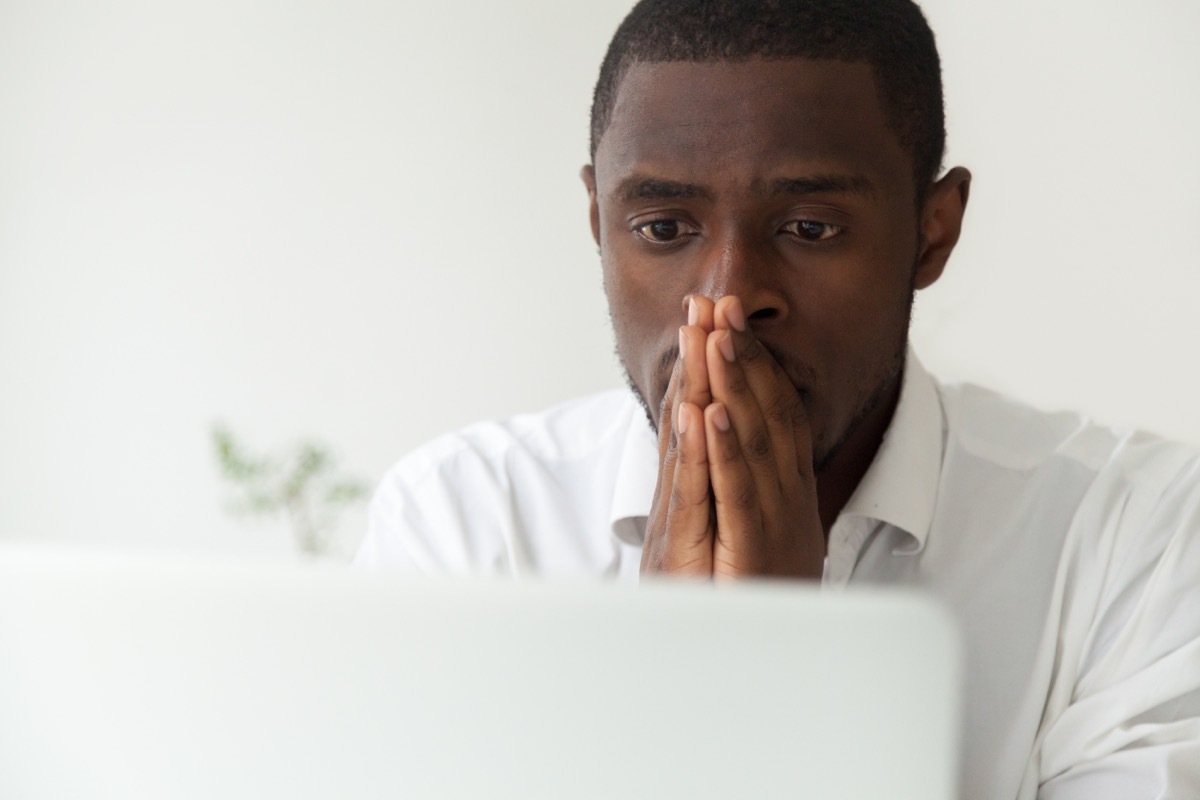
[584,58,938,469]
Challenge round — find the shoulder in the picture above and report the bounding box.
[932,378,1200,608]
[355,388,645,574]
[388,388,643,480]
[936,379,1200,492]
[936,379,1200,660]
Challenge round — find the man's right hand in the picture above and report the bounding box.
[641,295,717,576]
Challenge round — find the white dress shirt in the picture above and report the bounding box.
[357,350,1200,800]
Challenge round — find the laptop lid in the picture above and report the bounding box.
[0,546,962,799]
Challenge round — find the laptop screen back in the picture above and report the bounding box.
[0,547,961,799]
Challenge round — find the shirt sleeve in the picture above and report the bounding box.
[1037,457,1200,799]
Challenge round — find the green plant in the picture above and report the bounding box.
[211,424,369,556]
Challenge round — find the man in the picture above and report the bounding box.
[356,1,1200,797]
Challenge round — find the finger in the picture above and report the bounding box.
[655,351,682,462]
[704,402,765,577]
[712,296,810,487]
[667,325,709,467]
[705,327,782,505]
[644,355,683,574]
[676,323,711,414]
[659,400,714,574]
[651,355,683,519]
[668,292,714,457]
[711,294,746,334]
[684,294,716,333]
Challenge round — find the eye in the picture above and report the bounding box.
[781,219,843,242]
[634,219,698,243]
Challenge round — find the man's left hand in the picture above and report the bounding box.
[697,295,825,580]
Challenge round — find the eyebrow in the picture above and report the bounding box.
[614,172,877,203]
[770,174,877,198]
[617,177,713,202]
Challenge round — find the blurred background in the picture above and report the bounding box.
[1,0,1197,562]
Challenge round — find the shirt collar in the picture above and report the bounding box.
[838,348,945,553]
[607,347,946,551]
[609,399,658,547]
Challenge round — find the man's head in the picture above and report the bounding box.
[582,0,970,477]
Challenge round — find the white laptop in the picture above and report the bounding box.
[0,545,962,799]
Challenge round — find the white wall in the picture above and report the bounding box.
[1,0,1197,560]
[914,0,1200,436]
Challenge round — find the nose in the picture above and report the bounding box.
[694,233,789,325]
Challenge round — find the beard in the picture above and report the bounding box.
[809,336,906,474]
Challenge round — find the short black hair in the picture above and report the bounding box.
[589,0,946,196]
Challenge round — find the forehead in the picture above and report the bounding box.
[594,59,910,195]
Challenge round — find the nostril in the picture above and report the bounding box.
[749,308,780,322]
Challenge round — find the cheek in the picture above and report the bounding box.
[805,251,910,316]
[797,243,916,371]
[821,222,918,310]
[601,258,649,334]
[601,251,686,403]
[601,256,657,357]
[601,239,688,332]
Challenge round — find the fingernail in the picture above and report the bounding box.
[677,403,690,435]
[678,326,687,359]
[718,332,735,362]
[687,297,699,326]
[712,403,730,432]
[726,298,747,332]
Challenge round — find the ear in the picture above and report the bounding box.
[581,164,601,248]
[913,166,971,290]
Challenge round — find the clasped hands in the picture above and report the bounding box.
[641,295,826,581]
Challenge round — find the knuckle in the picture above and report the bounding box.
[764,394,792,428]
[658,369,680,419]
[669,483,706,513]
[788,391,808,422]
[714,436,740,464]
[657,396,673,428]
[740,337,766,364]
[729,481,759,512]
[740,337,777,373]
[745,430,773,463]
[723,367,751,396]
[677,447,707,468]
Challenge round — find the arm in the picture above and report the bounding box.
[1037,458,1200,798]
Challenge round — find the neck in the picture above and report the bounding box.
[814,374,904,537]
